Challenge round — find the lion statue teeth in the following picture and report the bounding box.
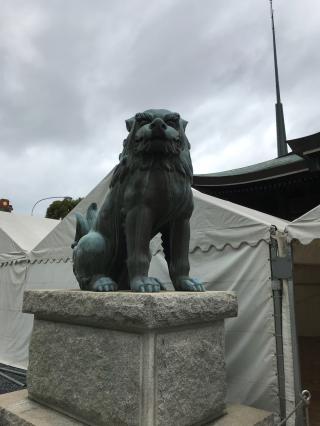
[72,109,205,293]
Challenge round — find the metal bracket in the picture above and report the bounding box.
[271,255,292,280]
[270,238,292,280]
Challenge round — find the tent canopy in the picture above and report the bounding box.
[286,204,320,244]
[0,212,58,263]
[30,173,113,262]
[189,190,288,251]
[30,171,289,263]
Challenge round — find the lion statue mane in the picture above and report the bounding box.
[72,109,204,292]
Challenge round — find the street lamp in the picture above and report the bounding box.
[31,196,72,216]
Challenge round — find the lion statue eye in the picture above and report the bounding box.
[165,119,178,128]
[139,119,150,126]
[135,113,152,126]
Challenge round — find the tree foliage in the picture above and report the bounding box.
[45,198,83,220]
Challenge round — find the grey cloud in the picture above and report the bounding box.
[0,0,319,214]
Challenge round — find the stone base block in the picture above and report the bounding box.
[0,391,275,426]
[23,290,237,426]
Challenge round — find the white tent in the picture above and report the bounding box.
[4,174,320,424]
[0,213,58,368]
[24,173,290,420]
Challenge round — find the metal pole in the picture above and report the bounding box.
[31,196,72,216]
[276,238,304,425]
[270,239,287,422]
[0,371,26,387]
[269,0,288,157]
[286,276,304,425]
[270,0,281,104]
[0,367,26,377]
[272,279,287,422]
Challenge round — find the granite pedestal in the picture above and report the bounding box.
[22,290,237,426]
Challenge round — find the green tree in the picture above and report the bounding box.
[45,198,83,220]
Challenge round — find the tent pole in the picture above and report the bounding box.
[270,238,286,421]
[271,278,287,421]
[275,237,304,425]
[286,273,304,426]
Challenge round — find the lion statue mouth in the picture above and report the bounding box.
[133,136,181,155]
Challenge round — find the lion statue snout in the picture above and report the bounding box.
[149,117,167,134]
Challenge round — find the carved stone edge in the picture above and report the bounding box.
[22,290,237,331]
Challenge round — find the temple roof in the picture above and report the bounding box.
[287,131,320,156]
[194,131,320,187]
[193,153,306,186]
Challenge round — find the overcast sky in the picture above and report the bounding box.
[1,0,319,216]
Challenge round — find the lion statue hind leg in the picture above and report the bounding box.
[73,231,117,292]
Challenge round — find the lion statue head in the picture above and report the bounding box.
[111,109,193,187]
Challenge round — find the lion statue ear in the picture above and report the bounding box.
[126,118,135,132]
[181,119,188,131]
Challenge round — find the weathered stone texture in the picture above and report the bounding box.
[28,320,140,425]
[23,290,237,330]
[156,323,226,425]
[23,290,238,425]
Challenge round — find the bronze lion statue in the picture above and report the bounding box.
[72,109,205,292]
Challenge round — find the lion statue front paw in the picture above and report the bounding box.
[130,276,163,293]
[174,277,205,292]
[91,276,118,292]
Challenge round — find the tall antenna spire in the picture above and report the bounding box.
[269,0,288,156]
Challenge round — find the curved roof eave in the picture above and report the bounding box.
[193,153,307,186]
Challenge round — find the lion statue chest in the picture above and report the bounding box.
[122,168,193,228]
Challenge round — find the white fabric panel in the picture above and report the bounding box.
[26,261,78,291]
[192,189,288,234]
[0,230,22,258]
[0,262,32,368]
[287,204,320,244]
[149,190,288,254]
[0,261,78,369]
[0,213,57,263]
[150,241,279,415]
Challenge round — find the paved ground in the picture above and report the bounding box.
[0,363,26,395]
